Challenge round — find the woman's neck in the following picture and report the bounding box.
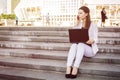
[82,19,86,28]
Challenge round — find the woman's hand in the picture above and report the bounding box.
[86,39,94,44]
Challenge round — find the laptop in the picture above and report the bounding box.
[68,29,89,43]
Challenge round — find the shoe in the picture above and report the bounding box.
[65,74,71,78]
[65,67,73,78]
[70,68,79,79]
[71,74,77,79]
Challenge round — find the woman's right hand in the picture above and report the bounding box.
[86,39,94,44]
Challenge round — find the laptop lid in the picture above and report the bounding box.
[69,29,89,43]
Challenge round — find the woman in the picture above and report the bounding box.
[65,6,98,79]
[101,8,107,27]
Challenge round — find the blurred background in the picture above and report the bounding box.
[0,0,120,27]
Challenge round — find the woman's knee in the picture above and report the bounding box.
[84,53,95,57]
[71,43,77,48]
[77,43,84,48]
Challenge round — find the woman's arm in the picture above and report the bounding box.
[86,23,98,44]
[86,39,94,44]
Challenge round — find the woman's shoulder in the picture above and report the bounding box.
[91,22,97,27]
[90,22,98,30]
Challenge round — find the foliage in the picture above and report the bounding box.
[0,14,16,20]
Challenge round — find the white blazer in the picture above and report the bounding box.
[75,22,99,55]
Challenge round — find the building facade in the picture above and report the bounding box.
[0,0,7,14]
[14,0,120,27]
[84,0,120,27]
[11,0,20,13]
[0,0,19,14]
[15,0,83,26]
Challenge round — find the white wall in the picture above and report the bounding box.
[0,0,7,14]
[7,0,11,14]
[84,0,120,4]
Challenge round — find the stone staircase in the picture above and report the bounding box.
[0,27,119,80]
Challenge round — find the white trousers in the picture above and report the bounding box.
[67,43,95,68]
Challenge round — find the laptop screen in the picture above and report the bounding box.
[69,29,89,43]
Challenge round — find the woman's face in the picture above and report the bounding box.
[78,9,88,20]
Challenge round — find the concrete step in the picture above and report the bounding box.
[0,31,68,37]
[0,27,70,31]
[98,27,120,32]
[0,35,68,42]
[0,35,120,45]
[0,66,119,80]
[0,41,119,53]
[98,37,120,45]
[0,56,120,77]
[0,27,120,32]
[0,48,120,64]
[98,32,120,38]
[0,31,119,38]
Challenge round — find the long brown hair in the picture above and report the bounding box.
[77,6,91,29]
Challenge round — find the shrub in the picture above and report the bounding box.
[0,14,16,20]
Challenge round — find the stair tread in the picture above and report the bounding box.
[0,56,119,73]
[0,35,119,45]
[0,48,67,57]
[0,35,120,40]
[0,31,68,37]
[0,31,120,38]
[0,48,120,60]
[0,41,120,47]
[0,27,120,32]
[0,27,70,31]
[0,41,70,46]
[0,66,119,80]
[0,35,67,39]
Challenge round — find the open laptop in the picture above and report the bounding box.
[68,29,89,43]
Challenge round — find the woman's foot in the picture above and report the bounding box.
[71,66,79,79]
[65,66,72,78]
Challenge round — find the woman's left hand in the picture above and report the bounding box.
[86,39,94,44]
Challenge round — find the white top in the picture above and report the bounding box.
[75,22,99,54]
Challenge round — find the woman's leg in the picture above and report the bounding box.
[67,43,77,67]
[70,43,85,79]
[84,45,95,57]
[72,43,94,75]
[66,43,77,74]
[73,43,85,67]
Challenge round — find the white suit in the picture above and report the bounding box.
[67,22,98,67]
